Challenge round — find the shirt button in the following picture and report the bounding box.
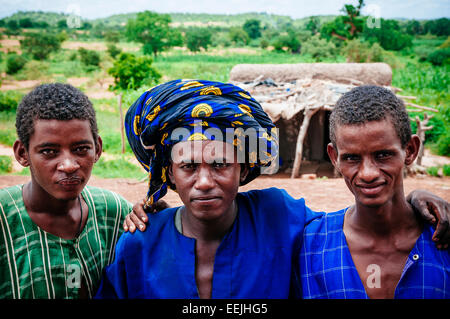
[74,243,78,249]
[412,254,419,261]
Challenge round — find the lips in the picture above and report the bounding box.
[57,177,83,190]
[191,196,222,205]
[356,182,386,196]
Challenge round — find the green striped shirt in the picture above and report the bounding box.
[0,185,132,299]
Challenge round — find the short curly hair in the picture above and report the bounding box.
[16,83,98,149]
[329,85,411,149]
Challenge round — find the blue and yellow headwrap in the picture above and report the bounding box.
[125,79,278,208]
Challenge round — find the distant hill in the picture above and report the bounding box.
[2,11,74,26]
[2,10,337,29]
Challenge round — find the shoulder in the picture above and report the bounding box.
[237,187,302,207]
[117,207,178,255]
[82,186,133,215]
[0,185,24,212]
[303,208,347,244]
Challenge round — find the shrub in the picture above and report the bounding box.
[363,19,413,51]
[0,91,24,112]
[0,156,12,174]
[443,164,450,176]
[426,166,439,177]
[6,54,27,74]
[20,32,63,60]
[107,43,122,59]
[108,53,161,91]
[185,28,212,52]
[302,35,337,61]
[78,47,101,67]
[427,48,450,66]
[229,27,250,46]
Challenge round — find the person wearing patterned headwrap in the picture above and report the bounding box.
[95,80,450,299]
[124,79,278,209]
[95,79,322,299]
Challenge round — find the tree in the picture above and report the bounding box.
[405,20,424,35]
[108,53,161,91]
[6,54,27,75]
[305,17,320,35]
[78,47,101,67]
[185,28,212,52]
[126,11,182,57]
[243,19,261,39]
[362,19,412,51]
[302,35,337,61]
[229,27,250,46]
[321,0,365,41]
[20,32,64,60]
[424,18,450,36]
[19,18,33,28]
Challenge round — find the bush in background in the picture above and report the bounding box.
[427,48,450,66]
[0,156,12,174]
[6,54,27,74]
[302,35,337,61]
[108,52,161,91]
[78,47,101,67]
[20,32,63,60]
[0,91,23,112]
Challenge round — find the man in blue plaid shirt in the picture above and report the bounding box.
[299,85,449,299]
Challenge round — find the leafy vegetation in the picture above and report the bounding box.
[0,6,448,177]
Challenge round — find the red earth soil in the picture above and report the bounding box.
[1,174,448,212]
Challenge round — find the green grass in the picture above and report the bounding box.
[0,155,12,173]
[91,156,146,179]
[0,111,18,147]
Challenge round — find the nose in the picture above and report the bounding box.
[358,158,380,183]
[57,155,80,174]
[194,166,215,191]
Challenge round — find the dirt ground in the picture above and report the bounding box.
[0,174,448,212]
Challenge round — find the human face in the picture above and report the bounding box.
[14,119,102,201]
[327,119,419,208]
[168,140,248,222]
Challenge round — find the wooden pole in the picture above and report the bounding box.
[118,93,125,154]
[291,107,320,178]
[414,113,433,166]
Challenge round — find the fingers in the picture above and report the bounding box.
[415,200,436,224]
[123,214,136,233]
[432,214,450,250]
[130,211,146,232]
[133,202,148,223]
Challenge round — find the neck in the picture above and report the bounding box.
[23,181,79,216]
[347,192,420,237]
[181,201,237,242]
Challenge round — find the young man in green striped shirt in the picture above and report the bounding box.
[0,83,133,299]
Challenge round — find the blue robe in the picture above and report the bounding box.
[95,188,322,299]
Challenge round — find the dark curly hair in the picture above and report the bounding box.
[16,83,98,149]
[329,85,411,149]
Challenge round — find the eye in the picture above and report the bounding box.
[375,151,393,160]
[342,154,360,162]
[40,149,57,156]
[212,162,226,168]
[180,163,196,170]
[74,146,91,154]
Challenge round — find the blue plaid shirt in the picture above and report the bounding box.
[299,209,449,299]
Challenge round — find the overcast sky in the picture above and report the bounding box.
[0,0,449,20]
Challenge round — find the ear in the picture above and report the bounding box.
[240,164,249,183]
[94,136,103,163]
[404,135,420,166]
[13,139,30,167]
[327,142,339,168]
[167,163,175,185]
